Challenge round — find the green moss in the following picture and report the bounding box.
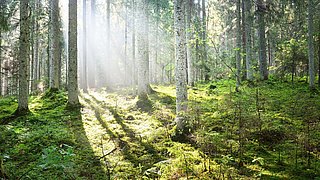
[1,80,319,179]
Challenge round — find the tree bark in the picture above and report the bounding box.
[257,0,268,80]
[32,0,40,92]
[307,0,315,88]
[236,0,241,91]
[0,30,2,96]
[88,0,96,88]
[244,0,253,81]
[67,0,80,107]
[202,0,209,81]
[49,0,61,90]
[106,0,111,86]
[137,0,151,98]
[82,0,88,93]
[186,0,194,86]
[174,0,188,132]
[16,0,30,114]
[132,0,137,87]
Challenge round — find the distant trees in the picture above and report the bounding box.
[0,0,319,116]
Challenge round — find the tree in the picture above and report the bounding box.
[67,0,80,108]
[257,0,268,80]
[16,0,30,115]
[88,0,96,89]
[49,0,61,90]
[307,0,315,88]
[137,0,151,98]
[82,0,88,93]
[132,0,137,87]
[174,0,188,134]
[235,0,241,91]
[202,0,209,81]
[244,0,253,81]
[186,0,194,86]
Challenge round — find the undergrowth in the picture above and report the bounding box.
[0,79,319,179]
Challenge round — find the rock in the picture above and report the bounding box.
[126,115,135,120]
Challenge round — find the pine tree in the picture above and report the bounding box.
[15,0,30,115]
[174,0,188,134]
[67,0,80,108]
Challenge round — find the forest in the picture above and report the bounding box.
[0,0,320,179]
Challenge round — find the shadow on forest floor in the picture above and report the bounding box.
[0,92,107,179]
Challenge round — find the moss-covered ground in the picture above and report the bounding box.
[0,79,320,179]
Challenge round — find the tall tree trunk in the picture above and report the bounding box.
[186,0,194,86]
[106,0,111,86]
[154,2,159,84]
[132,0,137,87]
[174,0,188,133]
[88,0,96,88]
[236,0,241,91]
[0,30,2,96]
[202,0,209,81]
[241,0,246,81]
[307,0,315,88]
[67,0,80,107]
[16,0,30,114]
[318,22,320,87]
[32,0,40,92]
[49,0,60,90]
[244,0,253,81]
[137,0,151,98]
[82,0,88,93]
[257,0,268,80]
[0,0,3,96]
[124,0,128,85]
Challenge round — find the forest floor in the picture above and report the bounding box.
[1,79,320,179]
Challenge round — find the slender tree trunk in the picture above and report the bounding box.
[186,0,194,86]
[106,0,111,86]
[307,0,315,88]
[33,0,40,92]
[82,0,88,93]
[174,0,188,133]
[202,0,209,81]
[0,0,3,96]
[241,0,246,81]
[244,0,253,81]
[16,0,30,114]
[67,0,80,107]
[0,30,2,96]
[132,0,137,87]
[49,0,60,90]
[236,0,241,91]
[124,0,128,85]
[257,0,268,80]
[318,23,320,87]
[30,2,35,93]
[88,0,96,88]
[137,0,151,98]
[154,2,159,84]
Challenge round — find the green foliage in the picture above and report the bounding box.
[1,81,320,179]
[275,38,308,78]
